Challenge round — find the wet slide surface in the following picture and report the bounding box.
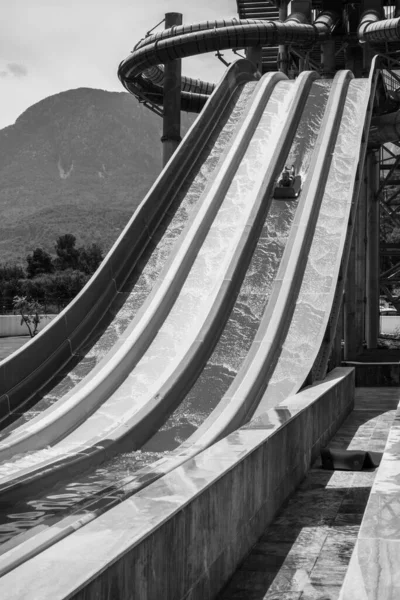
[0,76,259,542]
[0,78,329,555]
[254,77,371,416]
[0,75,270,542]
[0,70,373,581]
[0,73,287,480]
[0,80,256,441]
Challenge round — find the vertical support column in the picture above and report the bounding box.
[363,42,373,75]
[162,12,182,168]
[245,46,263,76]
[321,40,336,78]
[344,225,357,361]
[278,2,288,75]
[365,150,380,347]
[355,170,367,350]
[331,298,344,369]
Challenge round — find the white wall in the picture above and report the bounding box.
[380,315,400,336]
[0,315,56,337]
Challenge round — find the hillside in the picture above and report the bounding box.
[0,88,193,264]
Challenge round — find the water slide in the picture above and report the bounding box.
[0,69,317,489]
[0,64,376,577]
[0,6,396,580]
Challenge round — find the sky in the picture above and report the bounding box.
[0,0,240,130]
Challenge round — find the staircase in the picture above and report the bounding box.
[236,1,280,72]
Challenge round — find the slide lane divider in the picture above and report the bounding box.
[0,59,256,428]
[0,71,288,491]
[0,70,319,576]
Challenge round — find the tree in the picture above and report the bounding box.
[78,243,103,274]
[0,264,25,282]
[54,234,80,271]
[0,264,25,312]
[26,247,54,278]
[13,296,43,337]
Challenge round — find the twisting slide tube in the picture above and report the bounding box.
[118,11,339,112]
[358,10,400,43]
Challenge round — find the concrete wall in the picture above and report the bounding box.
[0,367,354,600]
[0,315,56,338]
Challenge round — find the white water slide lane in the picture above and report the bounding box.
[0,70,304,492]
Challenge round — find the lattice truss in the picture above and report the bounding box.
[377,58,400,303]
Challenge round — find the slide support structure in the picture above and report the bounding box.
[344,225,357,359]
[344,161,371,360]
[162,12,182,167]
[355,167,367,353]
[365,150,380,348]
[322,40,336,77]
[278,3,288,75]
[245,46,262,76]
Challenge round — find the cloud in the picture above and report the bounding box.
[7,62,28,77]
[0,63,28,78]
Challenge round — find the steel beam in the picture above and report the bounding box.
[366,151,380,347]
[162,12,182,167]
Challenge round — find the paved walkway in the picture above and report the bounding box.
[0,337,29,361]
[218,388,399,600]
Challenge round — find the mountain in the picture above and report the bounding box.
[0,88,193,264]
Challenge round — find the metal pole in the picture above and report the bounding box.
[162,12,182,167]
[344,224,357,360]
[245,46,263,76]
[278,3,288,75]
[331,297,344,369]
[355,169,367,351]
[365,151,380,347]
[321,40,336,78]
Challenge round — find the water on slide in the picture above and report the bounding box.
[255,78,371,414]
[0,80,332,547]
[0,81,257,442]
[0,80,258,542]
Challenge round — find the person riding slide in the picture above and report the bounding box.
[280,165,295,187]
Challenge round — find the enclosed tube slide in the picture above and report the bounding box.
[358,10,400,43]
[118,11,339,112]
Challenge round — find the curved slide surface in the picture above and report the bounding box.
[0,59,256,431]
[0,7,385,578]
[0,69,304,494]
[0,59,379,579]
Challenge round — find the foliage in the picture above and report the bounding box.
[54,234,80,271]
[12,295,43,337]
[0,234,103,314]
[77,243,103,274]
[26,247,54,278]
[0,264,25,282]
